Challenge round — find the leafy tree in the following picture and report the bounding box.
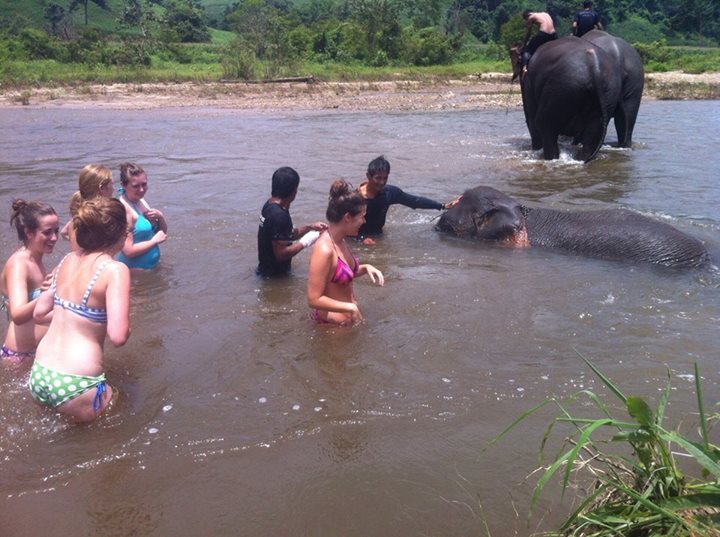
[44,3,67,36]
[163,0,210,43]
[68,0,110,26]
[346,0,406,57]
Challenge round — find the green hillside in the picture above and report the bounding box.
[0,0,128,32]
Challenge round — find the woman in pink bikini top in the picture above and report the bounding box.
[308,180,384,326]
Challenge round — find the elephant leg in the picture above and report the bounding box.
[613,103,629,147]
[578,118,607,162]
[542,130,560,160]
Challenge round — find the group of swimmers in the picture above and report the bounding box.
[1,163,167,422]
[257,156,461,326]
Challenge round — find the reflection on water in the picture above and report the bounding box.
[0,101,719,536]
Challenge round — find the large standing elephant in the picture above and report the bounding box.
[436,186,709,268]
[511,36,622,162]
[580,30,644,148]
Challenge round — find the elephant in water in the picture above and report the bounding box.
[510,36,624,162]
[436,186,709,268]
[580,30,644,148]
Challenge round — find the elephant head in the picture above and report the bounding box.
[436,186,530,247]
[509,42,523,83]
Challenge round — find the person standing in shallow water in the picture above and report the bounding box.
[31,197,131,422]
[257,166,328,277]
[307,180,384,326]
[1,200,58,368]
[117,162,168,270]
[357,156,460,245]
[61,164,116,251]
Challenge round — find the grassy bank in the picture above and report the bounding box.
[1,44,717,88]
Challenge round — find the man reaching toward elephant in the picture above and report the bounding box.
[521,10,557,71]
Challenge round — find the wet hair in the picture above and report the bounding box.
[522,9,531,19]
[74,198,127,252]
[70,164,114,209]
[326,180,366,223]
[366,156,390,177]
[583,1,593,7]
[271,167,300,198]
[119,162,146,186]
[10,199,57,244]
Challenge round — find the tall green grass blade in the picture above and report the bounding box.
[556,482,612,532]
[601,478,690,528]
[574,350,627,404]
[695,363,710,448]
[562,419,614,496]
[655,371,671,427]
[659,491,720,511]
[529,449,574,517]
[482,399,552,454]
[661,431,720,478]
[627,396,654,428]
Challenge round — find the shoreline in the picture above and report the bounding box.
[1,71,718,111]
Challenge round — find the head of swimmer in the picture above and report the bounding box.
[74,197,128,254]
[366,155,390,194]
[120,162,148,202]
[271,166,300,202]
[327,180,366,234]
[10,199,59,254]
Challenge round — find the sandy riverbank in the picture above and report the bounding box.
[1,71,718,111]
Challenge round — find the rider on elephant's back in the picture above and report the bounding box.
[521,10,558,69]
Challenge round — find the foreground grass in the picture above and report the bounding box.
[485,356,720,537]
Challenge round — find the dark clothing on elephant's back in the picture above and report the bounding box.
[525,31,557,57]
[574,9,601,37]
[359,184,443,237]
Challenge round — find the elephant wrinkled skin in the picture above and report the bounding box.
[436,186,709,268]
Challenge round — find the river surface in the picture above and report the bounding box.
[1,101,718,536]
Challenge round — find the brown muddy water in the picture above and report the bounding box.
[1,102,719,536]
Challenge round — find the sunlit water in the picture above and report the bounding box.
[1,101,718,536]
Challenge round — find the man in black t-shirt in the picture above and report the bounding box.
[573,0,603,37]
[357,156,461,244]
[257,167,327,277]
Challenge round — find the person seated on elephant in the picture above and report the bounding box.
[357,156,461,245]
[572,0,602,38]
[521,10,557,70]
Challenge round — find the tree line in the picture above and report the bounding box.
[0,0,717,77]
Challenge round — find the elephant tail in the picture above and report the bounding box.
[583,47,609,162]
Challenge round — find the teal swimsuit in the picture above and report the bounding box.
[117,201,160,269]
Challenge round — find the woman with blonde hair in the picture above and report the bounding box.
[308,180,384,326]
[117,162,167,270]
[61,164,115,248]
[1,200,58,366]
[31,197,131,422]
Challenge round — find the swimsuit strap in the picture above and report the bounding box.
[81,259,111,306]
[329,234,353,268]
[51,253,71,291]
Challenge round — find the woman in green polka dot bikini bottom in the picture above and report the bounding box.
[29,364,106,410]
[30,197,131,423]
